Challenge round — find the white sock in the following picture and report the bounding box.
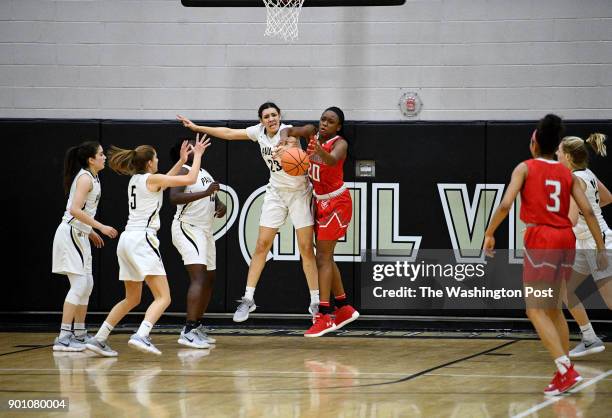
[579,323,597,342]
[95,321,114,342]
[73,322,86,337]
[555,355,571,374]
[136,321,153,338]
[59,323,72,339]
[244,287,255,301]
[310,290,320,305]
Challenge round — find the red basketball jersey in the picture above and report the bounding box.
[520,158,573,228]
[308,135,345,195]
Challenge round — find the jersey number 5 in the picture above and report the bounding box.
[130,185,137,209]
[545,179,561,212]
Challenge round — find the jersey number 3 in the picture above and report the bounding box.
[130,185,137,209]
[545,179,561,212]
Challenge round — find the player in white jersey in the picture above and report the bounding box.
[85,136,210,357]
[557,133,612,358]
[177,102,320,322]
[52,141,118,352]
[169,135,224,348]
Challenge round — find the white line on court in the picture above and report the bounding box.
[510,370,612,418]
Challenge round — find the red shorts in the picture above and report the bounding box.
[314,189,352,241]
[523,225,575,283]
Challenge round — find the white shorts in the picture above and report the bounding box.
[259,184,314,230]
[52,222,92,276]
[171,220,216,270]
[573,229,612,281]
[117,230,166,281]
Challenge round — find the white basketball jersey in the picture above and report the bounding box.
[62,169,101,234]
[245,123,308,190]
[125,174,163,232]
[174,165,216,229]
[573,168,609,240]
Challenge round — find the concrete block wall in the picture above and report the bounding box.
[1,0,611,120]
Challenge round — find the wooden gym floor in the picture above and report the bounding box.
[0,330,609,418]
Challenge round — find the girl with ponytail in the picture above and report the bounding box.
[52,141,118,352]
[86,136,210,357]
[556,133,612,358]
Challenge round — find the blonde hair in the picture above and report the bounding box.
[107,145,156,175]
[560,133,607,170]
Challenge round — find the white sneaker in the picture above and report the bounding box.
[178,328,211,349]
[53,334,86,352]
[85,338,118,357]
[233,297,256,322]
[569,337,605,358]
[128,334,161,355]
[195,325,216,344]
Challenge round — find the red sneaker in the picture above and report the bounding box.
[333,305,360,329]
[304,314,336,337]
[544,365,582,396]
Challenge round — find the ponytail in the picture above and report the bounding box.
[586,133,607,157]
[108,145,156,176]
[63,141,100,194]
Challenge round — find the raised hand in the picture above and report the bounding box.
[193,134,211,156]
[179,139,192,163]
[177,114,197,131]
[307,137,323,156]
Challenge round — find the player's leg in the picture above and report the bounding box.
[234,226,278,322]
[331,262,359,329]
[178,264,212,349]
[73,272,94,344]
[128,275,170,355]
[304,239,337,337]
[87,281,142,357]
[296,225,319,314]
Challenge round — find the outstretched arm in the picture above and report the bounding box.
[177,115,249,141]
[279,125,317,142]
[307,137,347,166]
[483,162,528,254]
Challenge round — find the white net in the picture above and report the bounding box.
[263,0,305,42]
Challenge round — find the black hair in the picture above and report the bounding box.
[258,102,281,119]
[323,106,346,139]
[535,114,565,155]
[63,141,101,194]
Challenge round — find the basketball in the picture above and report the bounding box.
[280,147,309,176]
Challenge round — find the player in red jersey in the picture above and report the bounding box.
[279,107,359,337]
[484,114,608,396]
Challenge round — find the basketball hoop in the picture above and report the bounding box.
[263,0,305,42]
